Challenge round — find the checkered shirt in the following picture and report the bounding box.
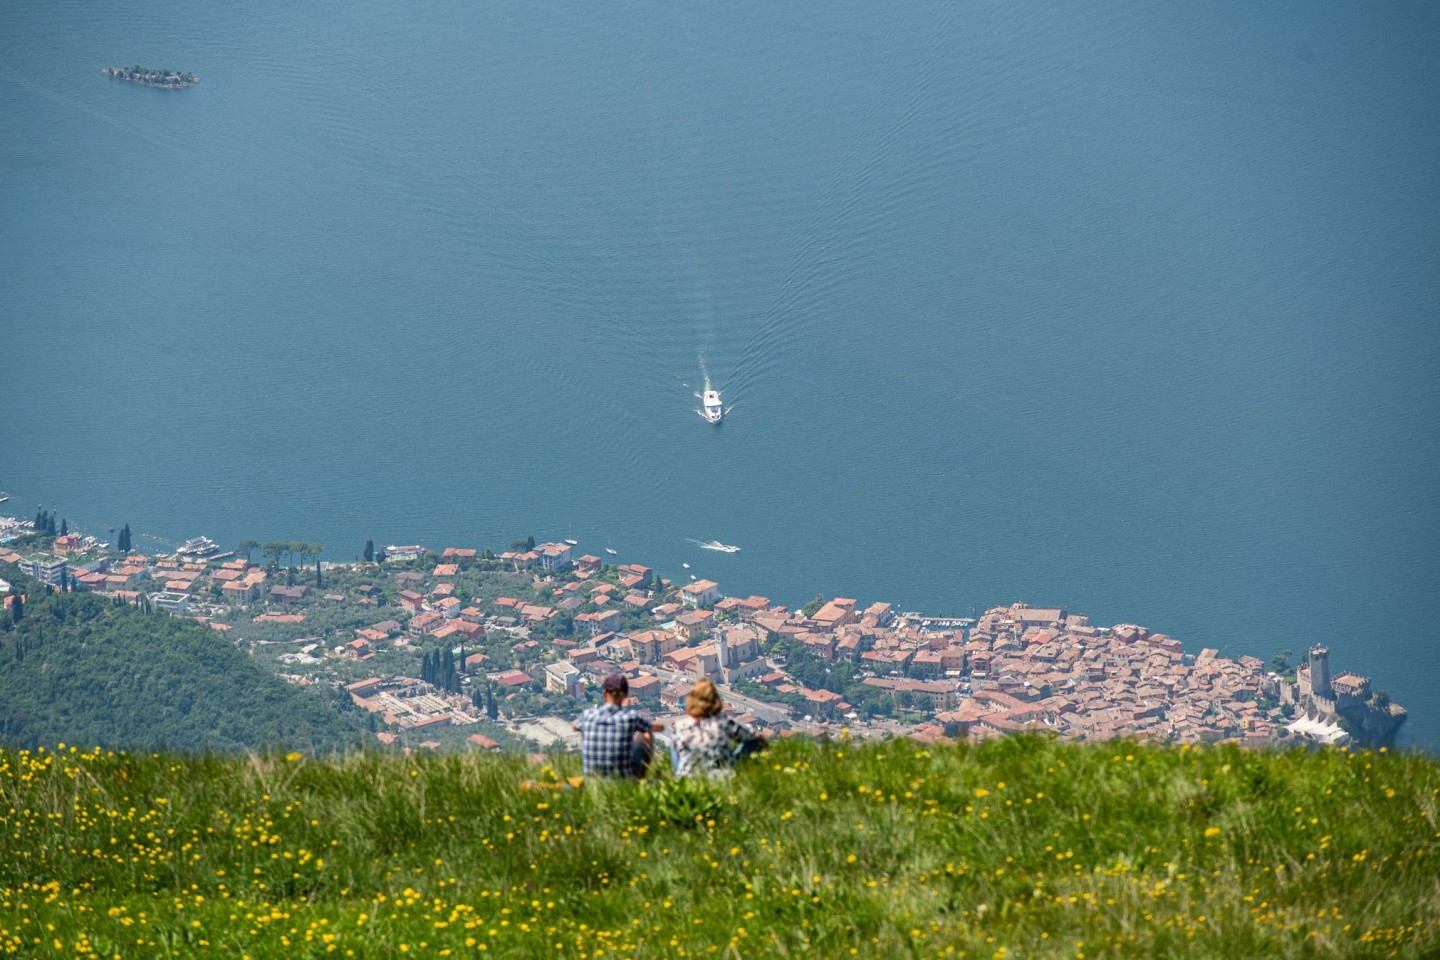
[575,702,654,776]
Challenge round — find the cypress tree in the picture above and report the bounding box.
[363,540,374,563]
[315,559,322,588]
[9,594,22,623]
[60,518,68,536]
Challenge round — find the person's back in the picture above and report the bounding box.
[573,675,661,778]
[670,678,765,778]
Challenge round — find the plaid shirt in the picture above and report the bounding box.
[575,702,654,776]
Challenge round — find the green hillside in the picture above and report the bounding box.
[1,736,1435,958]
[0,578,363,753]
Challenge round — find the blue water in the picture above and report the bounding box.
[3,1,1438,746]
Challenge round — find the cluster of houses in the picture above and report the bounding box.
[5,525,1400,750]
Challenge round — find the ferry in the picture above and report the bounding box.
[700,390,724,424]
[177,536,221,557]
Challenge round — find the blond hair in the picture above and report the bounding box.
[685,677,724,718]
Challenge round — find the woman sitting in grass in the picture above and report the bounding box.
[669,678,766,778]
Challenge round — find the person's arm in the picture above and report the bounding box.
[729,716,766,746]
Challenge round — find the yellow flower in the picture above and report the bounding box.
[1204,827,1221,838]
[974,788,989,798]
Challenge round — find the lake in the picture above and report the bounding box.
[2,0,1437,745]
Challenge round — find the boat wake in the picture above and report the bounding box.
[688,538,741,553]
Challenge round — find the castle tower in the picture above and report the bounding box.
[1307,644,1332,700]
[715,628,730,672]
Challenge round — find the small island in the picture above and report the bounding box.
[101,65,199,89]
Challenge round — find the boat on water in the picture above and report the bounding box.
[698,389,724,424]
[564,539,578,546]
[689,538,741,553]
[681,562,690,569]
[177,536,221,557]
[604,547,618,556]
[0,492,9,505]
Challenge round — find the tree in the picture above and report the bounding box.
[801,594,826,618]
[1269,650,1293,675]
[485,682,498,720]
[363,540,374,563]
[262,541,288,571]
[60,518,68,536]
[375,546,387,564]
[118,524,133,553]
[9,594,22,624]
[237,539,259,564]
[315,560,323,588]
[45,513,57,536]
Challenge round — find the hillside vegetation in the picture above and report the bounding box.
[0,580,363,752]
[2,736,1436,958]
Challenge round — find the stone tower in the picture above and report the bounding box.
[1307,644,1332,700]
[715,628,730,673]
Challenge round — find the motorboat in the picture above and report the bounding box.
[699,389,724,424]
[564,539,579,546]
[604,547,618,556]
[689,538,741,553]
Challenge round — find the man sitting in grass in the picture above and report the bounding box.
[573,674,664,779]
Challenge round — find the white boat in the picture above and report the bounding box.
[0,492,9,504]
[690,538,741,553]
[700,389,724,424]
[681,562,690,569]
[604,547,617,556]
[564,539,578,546]
[177,536,221,557]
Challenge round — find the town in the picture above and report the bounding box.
[0,510,1407,752]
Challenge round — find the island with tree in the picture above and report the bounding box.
[101,65,199,89]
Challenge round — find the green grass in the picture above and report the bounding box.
[1,736,1436,958]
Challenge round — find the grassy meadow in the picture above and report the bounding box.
[1,735,1436,959]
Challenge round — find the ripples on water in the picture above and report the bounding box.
[3,0,1438,746]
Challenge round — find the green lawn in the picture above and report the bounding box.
[1,736,1436,958]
